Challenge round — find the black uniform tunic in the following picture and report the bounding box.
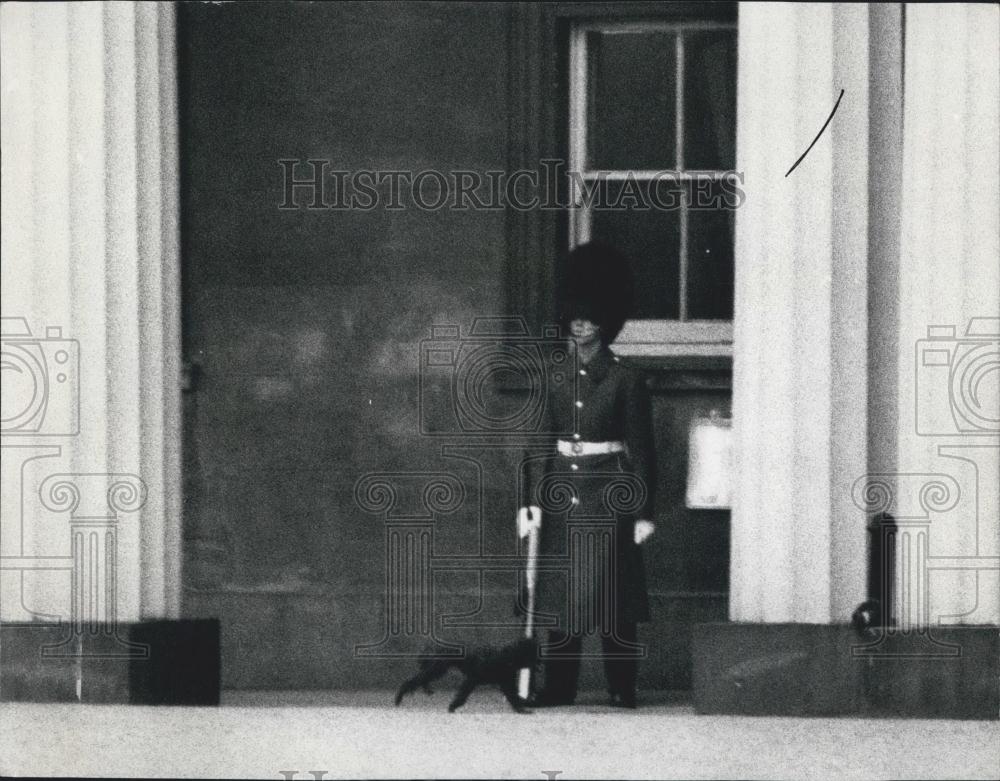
[523,345,655,630]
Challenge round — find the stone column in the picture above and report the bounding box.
[730,3,870,623]
[0,2,182,622]
[893,4,1000,626]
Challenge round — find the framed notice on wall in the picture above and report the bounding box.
[685,411,732,509]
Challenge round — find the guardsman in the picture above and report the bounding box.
[519,241,656,709]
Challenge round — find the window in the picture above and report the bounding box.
[567,18,737,357]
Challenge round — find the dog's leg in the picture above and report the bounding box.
[394,673,425,706]
[418,660,436,696]
[500,679,533,714]
[395,661,447,706]
[448,676,477,713]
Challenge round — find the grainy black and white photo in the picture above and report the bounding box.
[1,1,998,779]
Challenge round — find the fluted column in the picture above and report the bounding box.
[894,4,1000,626]
[732,2,999,628]
[0,2,182,623]
[730,3,870,622]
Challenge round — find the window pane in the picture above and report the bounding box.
[587,180,681,319]
[588,31,677,170]
[686,179,735,319]
[683,30,737,170]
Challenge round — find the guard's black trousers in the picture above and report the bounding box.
[539,619,639,701]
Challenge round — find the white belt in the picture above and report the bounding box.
[556,440,625,457]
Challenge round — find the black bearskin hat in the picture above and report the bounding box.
[562,241,634,344]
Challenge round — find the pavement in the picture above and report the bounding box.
[2,689,998,779]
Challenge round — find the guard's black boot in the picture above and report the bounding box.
[528,690,576,708]
[532,631,581,707]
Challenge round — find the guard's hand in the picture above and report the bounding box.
[634,519,655,545]
[518,506,542,539]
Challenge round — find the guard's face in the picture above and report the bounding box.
[569,318,601,345]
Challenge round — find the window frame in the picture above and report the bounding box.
[566,17,737,358]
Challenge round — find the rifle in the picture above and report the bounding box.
[517,507,540,700]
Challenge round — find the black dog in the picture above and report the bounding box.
[394,638,537,713]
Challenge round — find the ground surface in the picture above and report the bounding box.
[2,690,998,779]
